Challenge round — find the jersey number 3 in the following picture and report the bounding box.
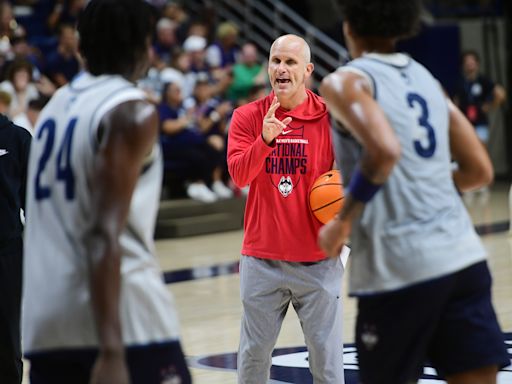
[34,118,77,200]
[407,93,436,158]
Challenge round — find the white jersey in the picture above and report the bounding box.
[337,53,486,295]
[23,72,180,353]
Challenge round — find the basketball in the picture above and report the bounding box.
[309,170,344,224]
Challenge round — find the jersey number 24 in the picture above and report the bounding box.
[34,118,77,201]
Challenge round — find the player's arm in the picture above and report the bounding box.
[318,70,401,257]
[86,99,158,382]
[321,71,400,184]
[448,99,493,192]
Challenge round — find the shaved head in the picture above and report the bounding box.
[270,34,311,63]
[267,34,314,109]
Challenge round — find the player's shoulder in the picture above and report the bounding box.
[68,72,138,97]
[0,115,30,140]
[105,98,157,129]
[321,65,373,99]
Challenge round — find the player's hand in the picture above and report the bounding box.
[90,351,130,384]
[262,96,292,145]
[318,216,352,258]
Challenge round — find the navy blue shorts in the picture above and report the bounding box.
[355,261,509,384]
[27,340,191,384]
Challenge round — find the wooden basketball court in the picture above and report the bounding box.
[20,182,512,383]
[156,182,512,383]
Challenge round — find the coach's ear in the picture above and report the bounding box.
[305,62,314,78]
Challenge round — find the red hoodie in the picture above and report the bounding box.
[228,90,334,262]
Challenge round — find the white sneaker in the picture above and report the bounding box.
[187,182,218,203]
[211,180,233,199]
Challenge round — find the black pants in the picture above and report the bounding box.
[0,237,23,384]
[28,340,192,384]
[163,141,225,185]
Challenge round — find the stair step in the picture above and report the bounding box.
[155,212,244,238]
[158,197,246,220]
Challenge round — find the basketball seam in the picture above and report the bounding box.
[311,196,344,212]
[310,183,343,193]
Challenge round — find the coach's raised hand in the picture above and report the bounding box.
[262,96,292,145]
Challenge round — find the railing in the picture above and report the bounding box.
[187,0,349,87]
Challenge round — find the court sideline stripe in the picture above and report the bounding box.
[163,220,510,285]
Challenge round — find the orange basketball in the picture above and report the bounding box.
[309,170,344,224]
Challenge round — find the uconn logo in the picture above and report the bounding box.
[278,176,293,197]
[192,337,512,383]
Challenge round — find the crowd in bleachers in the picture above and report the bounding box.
[5,0,267,202]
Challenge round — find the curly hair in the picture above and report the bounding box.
[77,0,154,77]
[6,59,33,83]
[341,0,422,39]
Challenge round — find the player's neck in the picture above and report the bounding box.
[277,89,308,111]
[352,38,396,58]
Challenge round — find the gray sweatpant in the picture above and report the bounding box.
[237,255,344,384]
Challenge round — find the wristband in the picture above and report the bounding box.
[347,168,382,203]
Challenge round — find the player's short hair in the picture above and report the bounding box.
[341,0,422,39]
[77,0,154,76]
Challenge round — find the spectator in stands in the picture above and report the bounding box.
[45,23,81,87]
[153,17,178,66]
[13,96,49,134]
[184,35,214,92]
[183,35,209,76]
[10,35,44,74]
[162,1,191,44]
[47,0,86,32]
[159,81,231,202]
[452,50,506,204]
[191,77,233,138]
[186,76,233,198]
[246,83,268,103]
[2,34,55,99]
[187,21,210,41]
[183,34,232,99]
[452,50,506,146]
[227,42,267,104]
[206,21,240,69]
[137,45,168,105]
[160,49,190,97]
[0,1,25,69]
[0,2,24,42]
[0,59,40,119]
